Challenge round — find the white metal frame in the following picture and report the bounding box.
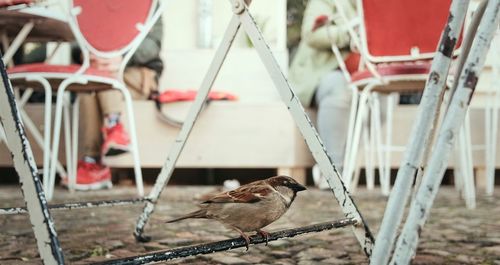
[331,1,436,195]
[483,29,500,196]
[391,0,499,262]
[133,0,375,257]
[371,0,494,262]
[8,0,165,200]
[7,74,69,189]
[46,0,166,200]
[0,53,65,265]
[1,6,70,190]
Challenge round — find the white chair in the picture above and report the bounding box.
[7,0,165,200]
[330,0,456,195]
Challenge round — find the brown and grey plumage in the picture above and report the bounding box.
[166,175,307,249]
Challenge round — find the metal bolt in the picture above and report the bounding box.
[232,0,244,14]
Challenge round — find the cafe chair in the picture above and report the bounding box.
[7,0,165,200]
[330,0,458,195]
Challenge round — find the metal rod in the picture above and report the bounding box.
[391,1,500,263]
[98,218,356,265]
[487,85,500,195]
[0,198,149,215]
[235,0,374,255]
[463,112,476,209]
[0,54,65,263]
[1,21,34,63]
[486,33,500,196]
[369,1,469,263]
[133,14,242,243]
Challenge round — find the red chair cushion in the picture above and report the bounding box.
[351,61,432,82]
[7,63,113,78]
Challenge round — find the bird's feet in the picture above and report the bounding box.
[231,226,251,251]
[240,233,251,251]
[257,229,270,246]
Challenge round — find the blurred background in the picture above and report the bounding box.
[0,0,498,189]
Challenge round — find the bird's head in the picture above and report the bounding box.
[267,175,307,193]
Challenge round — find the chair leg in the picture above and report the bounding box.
[464,111,476,208]
[63,93,73,189]
[458,121,476,209]
[486,90,500,195]
[365,106,375,190]
[114,84,144,197]
[485,94,492,193]
[15,77,69,190]
[70,96,80,191]
[345,90,370,190]
[453,146,464,195]
[0,124,5,142]
[42,82,52,192]
[343,88,360,175]
[351,157,362,193]
[15,81,53,192]
[25,77,54,192]
[373,93,389,195]
[384,93,396,194]
[48,82,73,201]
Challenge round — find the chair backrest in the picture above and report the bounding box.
[70,0,155,57]
[68,0,164,79]
[359,0,453,63]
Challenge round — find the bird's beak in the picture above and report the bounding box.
[293,183,307,192]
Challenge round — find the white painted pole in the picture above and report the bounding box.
[391,1,500,263]
[370,1,470,263]
[0,56,64,264]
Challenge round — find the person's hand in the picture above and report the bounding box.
[89,54,123,77]
[0,0,33,7]
[312,15,329,32]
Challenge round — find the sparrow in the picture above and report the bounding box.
[166,175,307,249]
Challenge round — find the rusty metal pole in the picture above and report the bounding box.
[391,0,500,263]
[369,1,470,264]
[100,218,356,265]
[0,55,64,264]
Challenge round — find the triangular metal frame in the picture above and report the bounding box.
[3,0,497,263]
[133,0,374,256]
[0,0,374,263]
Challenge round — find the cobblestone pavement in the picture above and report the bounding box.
[0,185,499,264]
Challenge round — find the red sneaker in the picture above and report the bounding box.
[101,123,130,157]
[61,160,112,190]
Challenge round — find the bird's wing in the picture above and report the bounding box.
[203,184,274,204]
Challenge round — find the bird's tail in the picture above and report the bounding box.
[165,209,207,223]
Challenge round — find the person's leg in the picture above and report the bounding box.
[98,89,124,126]
[315,71,352,173]
[80,93,103,159]
[97,90,130,157]
[98,67,159,157]
[123,66,158,100]
[66,93,112,190]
